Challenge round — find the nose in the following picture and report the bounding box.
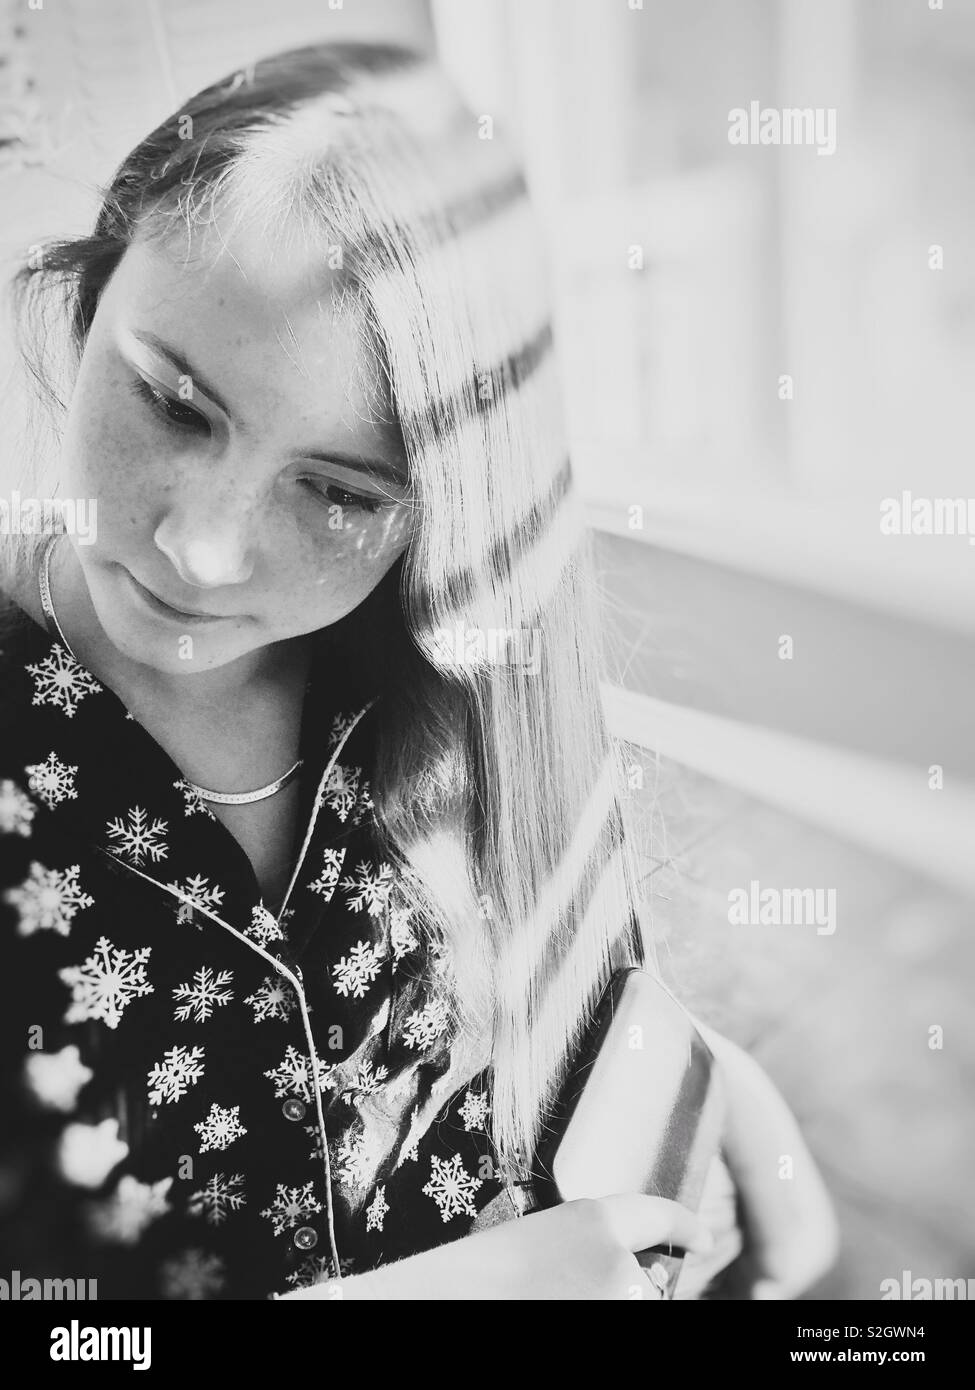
[153,504,256,589]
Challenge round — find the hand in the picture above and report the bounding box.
[690,1024,841,1299]
[276,1193,715,1301]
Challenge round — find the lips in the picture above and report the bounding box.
[124,568,226,622]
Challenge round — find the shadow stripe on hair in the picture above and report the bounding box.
[420,456,574,617]
[406,321,555,445]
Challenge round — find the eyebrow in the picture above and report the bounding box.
[130,329,232,415]
[128,328,409,489]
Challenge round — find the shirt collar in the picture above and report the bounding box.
[6,602,382,968]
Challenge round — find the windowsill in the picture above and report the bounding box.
[602,683,975,902]
[583,482,975,637]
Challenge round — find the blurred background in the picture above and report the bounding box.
[1,0,973,1299]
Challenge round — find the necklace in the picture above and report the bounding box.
[38,534,304,806]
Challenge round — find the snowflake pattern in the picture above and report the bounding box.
[166,874,225,927]
[0,778,35,836]
[243,974,295,1023]
[366,1184,389,1233]
[160,1248,225,1300]
[458,1088,491,1132]
[24,1044,93,1112]
[173,778,216,818]
[6,618,518,1292]
[402,996,451,1051]
[348,1058,390,1107]
[333,1124,383,1193]
[260,1182,322,1237]
[339,860,394,916]
[246,903,284,948]
[5,860,94,936]
[105,806,169,866]
[396,1111,422,1166]
[194,1102,247,1154]
[147,1044,206,1106]
[25,751,78,809]
[332,940,386,999]
[327,711,359,749]
[307,846,346,900]
[389,906,419,964]
[59,1117,128,1188]
[188,1172,246,1226]
[304,1123,325,1163]
[264,1045,330,1102]
[173,966,234,1023]
[59,936,153,1029]
[421,1153,482,1222]
[88,1175,173,1244]
[323,762,373,825]
[26,643,102,718]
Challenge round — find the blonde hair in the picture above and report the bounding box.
[2,42,649,1181]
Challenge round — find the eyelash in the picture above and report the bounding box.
[131,376,209,432]
[131,376,385,515]
[299,479,384,514]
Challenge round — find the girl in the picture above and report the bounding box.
[0,41,836,1300]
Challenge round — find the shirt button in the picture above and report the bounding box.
[282,1098,306,1122]
[293,1226,318,1251]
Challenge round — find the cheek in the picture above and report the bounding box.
[61,369,158,528]
[273,505,413,619]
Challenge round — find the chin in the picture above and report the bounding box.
[86,563,255,675]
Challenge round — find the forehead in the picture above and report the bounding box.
[98,221,394,431]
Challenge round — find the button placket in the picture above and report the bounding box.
[278,957,338,1277]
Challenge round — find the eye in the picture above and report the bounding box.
[130,376,210,433]
[300,478,385,514]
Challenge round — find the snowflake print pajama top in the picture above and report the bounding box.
[0,606,536,1300]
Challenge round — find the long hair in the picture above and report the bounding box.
[1,42,649,1181]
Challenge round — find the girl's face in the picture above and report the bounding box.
[60,224,413,674]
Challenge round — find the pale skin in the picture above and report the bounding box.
[17,225,414,910]
[12,224,840,1299]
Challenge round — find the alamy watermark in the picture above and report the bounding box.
[430,622,542,675]
[880,491,975,543]
[50,1320,150,1370]
[1,1269,97,1299]
[728,880,837,936]
[881,1271,975,1299]
[728,102,837,156]
[0,492,97,544]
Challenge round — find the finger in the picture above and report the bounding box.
[596,1193,714,1255]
